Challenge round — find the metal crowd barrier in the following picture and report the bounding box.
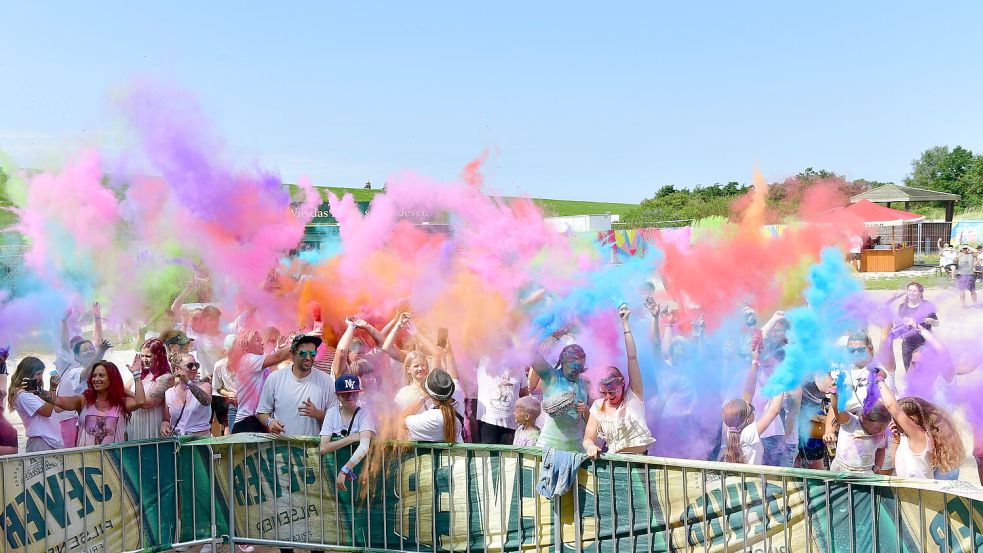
[0,438,216,553]
[1,435,981,553]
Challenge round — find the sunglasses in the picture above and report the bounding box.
[185,362,200,370]
[296,350,317,358]
[847,347,867,354]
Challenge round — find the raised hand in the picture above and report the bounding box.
[618,304,630,321]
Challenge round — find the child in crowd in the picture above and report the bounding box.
[873,369,965,479]
[513,396,542,447]
[721,393,785,465]
[826,394,890,474]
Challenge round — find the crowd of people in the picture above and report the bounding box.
[1,278,981,500]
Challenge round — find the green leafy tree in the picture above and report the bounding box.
[904,146,975,194]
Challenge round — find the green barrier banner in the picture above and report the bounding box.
[0,441,178,553]
[196,436,983,553]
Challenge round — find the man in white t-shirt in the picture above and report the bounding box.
[256,335,336,437]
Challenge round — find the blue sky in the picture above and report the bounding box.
[2,2,982,203]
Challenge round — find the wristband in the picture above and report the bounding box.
[341,466,357,481]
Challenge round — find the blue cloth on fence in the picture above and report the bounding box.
[536,447,587,499]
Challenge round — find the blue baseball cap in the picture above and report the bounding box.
[335,374,363,394]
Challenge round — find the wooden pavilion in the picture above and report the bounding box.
[850,184,961,222]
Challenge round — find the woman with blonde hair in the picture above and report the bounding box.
[399,369,463,443]
[873,369,965,479]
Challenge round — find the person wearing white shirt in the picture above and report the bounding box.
[228,329,293,433]
[320,374,376,490]
[161,354,213,437]
[400,369,464,443]
[256,335,336,437]
[9,357,64,451]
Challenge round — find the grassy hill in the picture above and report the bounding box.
[311,186,639,217]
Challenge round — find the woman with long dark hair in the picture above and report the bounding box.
[35,361,145,446]
[8,357,62,451]
[128,338,175,440]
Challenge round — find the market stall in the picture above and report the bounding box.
[845,200,924,272]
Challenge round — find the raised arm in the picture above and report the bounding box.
[80,340,112,383]
[60,309,72,351]
[760,311,784,338]
[741,358,761,404]
[332,321,357,378]
[876,326,898,374]
[92,302,104,346]
[262,336,293,369]
[754,393,785,435]
[873,369,927,453]
[519,288,547,307]
[381,313,410,363]
[620,305,644,398]
[379,311,401,338]
[354,318,387,349]
[124,370,146,412]
[442,340,459,380]
[168,281,194,319]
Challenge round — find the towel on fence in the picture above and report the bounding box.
[536,447,587,499]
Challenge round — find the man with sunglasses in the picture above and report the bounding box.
[256,334,336,437]
[161,354,213,437]
[823,331,895,463]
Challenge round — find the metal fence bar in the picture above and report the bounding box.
[942,492,951,553]
[740,473,748,552]
[871,485,878,553]
[701,468,710,553]
[3,438,983,553]
[573,466,582,553]
[804,478,812,553]
[848,483,856,553]
[629,462,638,553]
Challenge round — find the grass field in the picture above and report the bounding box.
[310,186,640,217]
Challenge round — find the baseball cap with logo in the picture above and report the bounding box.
[335,374,363,394]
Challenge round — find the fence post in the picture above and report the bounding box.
[917,222,922,255]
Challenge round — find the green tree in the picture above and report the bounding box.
[904,146,975,195]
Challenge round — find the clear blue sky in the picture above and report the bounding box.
[2,2,982,203]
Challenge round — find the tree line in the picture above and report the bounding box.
[620,146,983,227]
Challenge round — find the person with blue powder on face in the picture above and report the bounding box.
[529,342,589,452]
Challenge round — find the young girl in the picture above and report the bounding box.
[8,357,63,452]
[582,306,655,457]
[722,367,785,465]
[826,394,890,474]
[513,396,542,447]
[320,375,376,490]
[400,369,463,443]
[874,371,965,479]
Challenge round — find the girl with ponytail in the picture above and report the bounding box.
[721,356,785,464]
